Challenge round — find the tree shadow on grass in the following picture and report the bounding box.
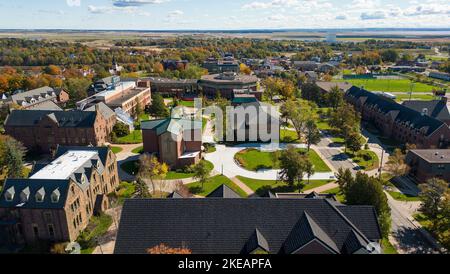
[188,186,204,195]
[392,227,440,254]
[255,183,301,197]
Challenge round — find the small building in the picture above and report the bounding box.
[293,61,319,72]
[199,72,261,100]
[141,118,203,168]
[429,71,450,82]
[114,194,382,254]
[406,149,450,183]
[0,146,119,249]
[147,77,198,98]
[1,86,69,109]
[4,106,110,153]
[88,76,121,96]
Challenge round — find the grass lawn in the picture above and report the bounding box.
[131,146,144,154]
[280,129,300,143]
[395,93,436,102]
[179,100,195,108]
[330,137,345,144]
[235,148,331,172]
[116,130,143,144]
[110,146,123,154]
[237,176,332,197]
[334,78,436,93]
[322,187,346,203]
[382,238,398,254]
[387,191,421,202]
[139,113,150,121]
[346,150,379,171]
[77,214,113,254]
[187,175,248,197]
[114,182,136,205]
[204,143,217,153]
[317,120,332,131]
[165,161,214,180]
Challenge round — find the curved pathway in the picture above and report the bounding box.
[204,143,335,181]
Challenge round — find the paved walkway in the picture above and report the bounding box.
[92,206,122,254]
[231,177,256,196]
[204,143,335,181]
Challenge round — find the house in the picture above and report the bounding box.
[199,72,262,100]
[345,87,450,149]
[141,118,203,168]
[429,71,450,82]
[4,106,109,153]
[402,97,450,125]
[85,102,117,135]
[406,149,450,183]
[1,86,69,109]
[0,146,119,249]
[162,60,189,71]
[299,71,319,84]
[114,193,382,254]
[293,61,319,72]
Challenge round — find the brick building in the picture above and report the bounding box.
[202,54,239,74]
[199,72,262,100]
[0,146,119,249]
[406,149,450,183]
[345,87,450,149]
[4,106,109,153]
[1,86,69,109]
[141,118,202,168]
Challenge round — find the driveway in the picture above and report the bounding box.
[204,143,335,181]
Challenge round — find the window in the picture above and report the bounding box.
[32,225,39,238]
[48,224,55,238]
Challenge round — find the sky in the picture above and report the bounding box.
[0,0,449,30]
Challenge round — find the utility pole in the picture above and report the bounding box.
[378,149,385,181]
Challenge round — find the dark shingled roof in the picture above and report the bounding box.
[5,109,98,128]
[114,198,381,254]
[0,179,70,209]
[402,100,450,123]
[347,87,446,136]
[241,228,270,254]
[206,184,241,198]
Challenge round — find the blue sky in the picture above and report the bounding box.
[0,0,449,30]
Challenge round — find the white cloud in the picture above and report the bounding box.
[112,0,169,7]
[66,0,81,7]
[88,5,150,16]
[404,4,450,16]
[335,14,347,20]
[360,10,386,20]
[167,10,183,18]
[267,14,287,21]
[242,0,300,10]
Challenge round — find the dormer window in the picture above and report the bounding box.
[51,188,60,203]
[35,187,45,203]
[4,187,15,202]
[20,187,30,203]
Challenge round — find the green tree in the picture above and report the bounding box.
[326,85,344,109]
[192,160,211,190]
[381,50,399,63]
[148,93,169,118]
[304,119,321,151]
[63,77,91,105]
[304,159,315,185]
[336,168,354,196]
[112,122,130,138]
[0,136,27,179]
[419,178,448,220]
[278,146,306,188]
[345,131,363,153]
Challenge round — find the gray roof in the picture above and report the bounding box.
[114,198,381,254]
[86,102,116,119]
[55,146,111,168]
[316,81,353,93]
[141,118,202,136]
[10,86,56,106]
[347,87,447,136]
[206,184,241,198]
[5,109,98,128]
[408,149,450,163]
[241,228,270,254]
[27,100,62,111]
[402,100,450,123]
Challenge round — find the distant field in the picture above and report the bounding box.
[335,79,436,93]
[395,93,436,102]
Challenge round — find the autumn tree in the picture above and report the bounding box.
[137,154,168,197]
[384,149,410,177]
[147,244,192,254]
[304,119,321,151]
[240,63,252,75]
[278,145,310,188]
[44,65,62,75]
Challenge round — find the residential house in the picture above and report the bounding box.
[1,86,69,109]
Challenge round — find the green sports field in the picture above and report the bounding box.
[335,79,436,93]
